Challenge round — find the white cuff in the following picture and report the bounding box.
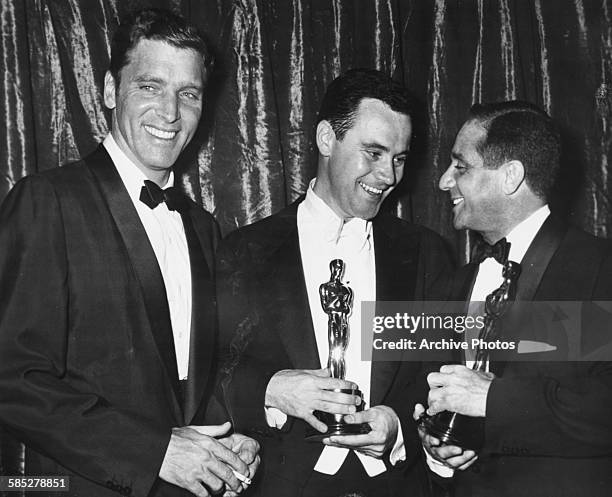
[424,446,454,478]
[388,414,406,465]
[264,406,288,429]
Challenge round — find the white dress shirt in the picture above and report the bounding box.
[468,205,551,306]
[266,179,405,476]
[103,134,192,380]
[426,204,550,477]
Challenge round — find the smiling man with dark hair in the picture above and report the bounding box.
[418,100,612,497]
[0,8,258,497]
[216,69,452,497]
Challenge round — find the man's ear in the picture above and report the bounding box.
[316,120,336,157]
[502,160,525,195]
[103,71,117,110]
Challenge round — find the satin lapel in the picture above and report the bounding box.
[514,216,566,302]
[269,206,320,370]
[183,208,215,424]
[491,216,566,375]
[87,147,182,419]
[453,263,479,303]
[370,219,417,406]
[452,263,478,363]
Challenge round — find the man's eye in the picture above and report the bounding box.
[181,91,199,100]
[366,150,381,160]
[454,164,468,174]
[393,156,406,167]
[139,85,156,92]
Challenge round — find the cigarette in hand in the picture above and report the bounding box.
[232,470,252,485]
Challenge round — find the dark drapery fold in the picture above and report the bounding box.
[2,0,610,237]
[1,0,35,201]
[1,0,611,483]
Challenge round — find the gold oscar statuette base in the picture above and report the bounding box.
[304,388,371,442]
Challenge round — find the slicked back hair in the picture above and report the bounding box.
[468,100,561,201]
[109,8,213,86]
[316,68,416,140]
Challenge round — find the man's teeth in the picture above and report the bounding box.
[144,126,177,139]
[359,182,383,195]
[452,197,464,206]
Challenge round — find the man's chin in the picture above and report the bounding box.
[358,200,385,220]
[142,154,180,171]
[139,143,184,166]
[452,218,467,231]
[357,208,380,221]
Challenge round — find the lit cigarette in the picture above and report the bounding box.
[232,470,252,485]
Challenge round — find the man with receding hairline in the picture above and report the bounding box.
[0,9,258,497]
[417,101,612,497]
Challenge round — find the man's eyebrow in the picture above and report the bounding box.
[362,141,410,156]
[133,75,164,84]
[132,75,203,92]
[452,150,478,168]
[361,141,389,151]
[451,151,467,162]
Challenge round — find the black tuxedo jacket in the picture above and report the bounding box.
[0,146,219,497]
[215,200,452,496]
[446,216,612,497]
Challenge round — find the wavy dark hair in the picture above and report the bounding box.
[109,8,213,85]
[316,68,417,140]
[468,100,561,201]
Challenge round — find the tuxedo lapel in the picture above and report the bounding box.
[87,146,182,419]
[267,205,320,370]
[451,263,479,364]
[372,216,418,303]
[370,217,417,406]
[515,216,566,302]
[453,263,479,302]
[182,208,215,424]
[490,216,565,375]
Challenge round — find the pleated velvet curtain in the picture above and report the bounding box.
[1,0,611,481]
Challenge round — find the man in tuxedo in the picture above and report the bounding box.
[418,101,612,496]
[0,9,258,497]
[216,69,452,497]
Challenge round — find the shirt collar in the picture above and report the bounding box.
[103,133,174,205]
[301,179,372,247]
[505,204,550,263]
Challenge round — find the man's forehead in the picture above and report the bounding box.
[453,120,487,151]
[127,37,198,55]
[122,39,205,79]
[351,98,411,145]
[354,98,410,122]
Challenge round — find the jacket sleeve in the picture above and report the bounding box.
[485,363,612,457]
[484,250,612,457]
[385,228,455,467]
[214,233,278,435]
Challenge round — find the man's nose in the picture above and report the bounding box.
[438,165,455,191]
[157,92,180,122]
[374,159,396,186]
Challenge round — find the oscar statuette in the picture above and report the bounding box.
[305,259,371,442]
[419,260,521,450]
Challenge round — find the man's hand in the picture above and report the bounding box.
[159,422,250,497]
[322,405,398,458]
[427,365,494,417]
[265,368,361,432]
[218,433,260,497]
[414,403,477,471]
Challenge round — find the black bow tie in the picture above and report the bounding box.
[139,180,187,212]
[470,237,511,265]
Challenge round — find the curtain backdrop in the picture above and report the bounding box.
[1,0,611,482]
